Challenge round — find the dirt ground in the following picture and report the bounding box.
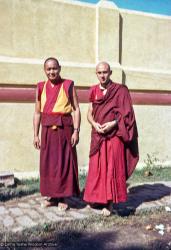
[1,209,171,250]
[33,211,171,250]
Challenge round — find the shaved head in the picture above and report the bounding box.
[44,57,60,68]
[96,61,111,72]
[95,61,112,87]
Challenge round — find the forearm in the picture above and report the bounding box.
[73,106,81,130]
[71,107,80,146]
[87,109,96,127]
[33,112,41,137]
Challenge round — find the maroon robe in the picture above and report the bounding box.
[37,79,80,198]
[83,82,139,204]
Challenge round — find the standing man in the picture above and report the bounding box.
[33,57,80,210]
[83,62,139,216]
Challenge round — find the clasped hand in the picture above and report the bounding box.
[93,121,116,134]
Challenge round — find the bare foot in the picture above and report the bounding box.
[58,202,69,211]
[41,198,57,208]
[85,204,91,209]
[101,208,111,217]
[101,202,113,217]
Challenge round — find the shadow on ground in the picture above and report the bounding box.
[66,183,171,217]
[28,228,171,250]
[114,183,171,216]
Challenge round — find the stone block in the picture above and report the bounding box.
[0,171,14,187]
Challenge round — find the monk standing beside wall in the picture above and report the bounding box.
[83,62,139,216]
[33,57,81,210]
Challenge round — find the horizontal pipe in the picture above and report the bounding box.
[0,85,171,105]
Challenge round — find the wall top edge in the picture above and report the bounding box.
[120,8,171,20]
[55,0,171,18]
[52,0,119,10]
[51,0,96,8]
[97,0,118,10]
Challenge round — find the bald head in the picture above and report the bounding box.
[95,61,112,87]
[96,61,111,72]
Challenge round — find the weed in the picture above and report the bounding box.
[143,153,160,171]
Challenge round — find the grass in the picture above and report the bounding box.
[1,168,171,248]
[0,178,39,201]
[79,166,171,190]
[129,166,171,184]
[0,166,171,202]
[0,208,170,243]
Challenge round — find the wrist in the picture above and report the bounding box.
[91,121,96,127]
[74,128,80,133]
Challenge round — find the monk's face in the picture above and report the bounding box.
[44,59,61,83]
[96,63,112,86]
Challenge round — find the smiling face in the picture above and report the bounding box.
[96,62,112,87]
[44,59,61,83]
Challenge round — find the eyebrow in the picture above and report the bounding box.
[97,70,108,73]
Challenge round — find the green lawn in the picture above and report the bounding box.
[129,166,171,183]
[0,167,171,201]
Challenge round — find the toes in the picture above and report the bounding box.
[57,202,69,211]
[101,208,111,217]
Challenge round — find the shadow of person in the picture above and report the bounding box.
[65,191,87,209]
[114,183,171,217]
[45,229,118,250]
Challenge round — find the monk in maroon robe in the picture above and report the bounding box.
[33,57,80,210]
[83,62,139,216]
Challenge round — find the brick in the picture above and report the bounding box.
[28,199,37,205]
[0,206,7,215]
[12,227,23,233]
[9,207,23,216]
[18,203,31,208]
[69,210,89,219]
[24,209,40,219]
[16,215,37,227]
[0,171,14,187]
[44,211,62,221]
[3,215,14,227]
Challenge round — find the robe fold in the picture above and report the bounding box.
[83,82,139,204]
[37,79,80,198]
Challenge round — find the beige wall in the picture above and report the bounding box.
[134,105,171,167]
[0,103,38,172]
[0,0,171,173]
[121,11,171,71]
[0,103,91,172]
[0,0,96,63]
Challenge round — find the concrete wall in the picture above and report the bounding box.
[0,0,171,173]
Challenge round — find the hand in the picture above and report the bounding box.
[92,122,104,134]
[101,121,116,134]
[71,131,79,147]
[33,136,41,149]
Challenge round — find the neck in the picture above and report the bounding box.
[100,80,111,89]
[49,77,61,85]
